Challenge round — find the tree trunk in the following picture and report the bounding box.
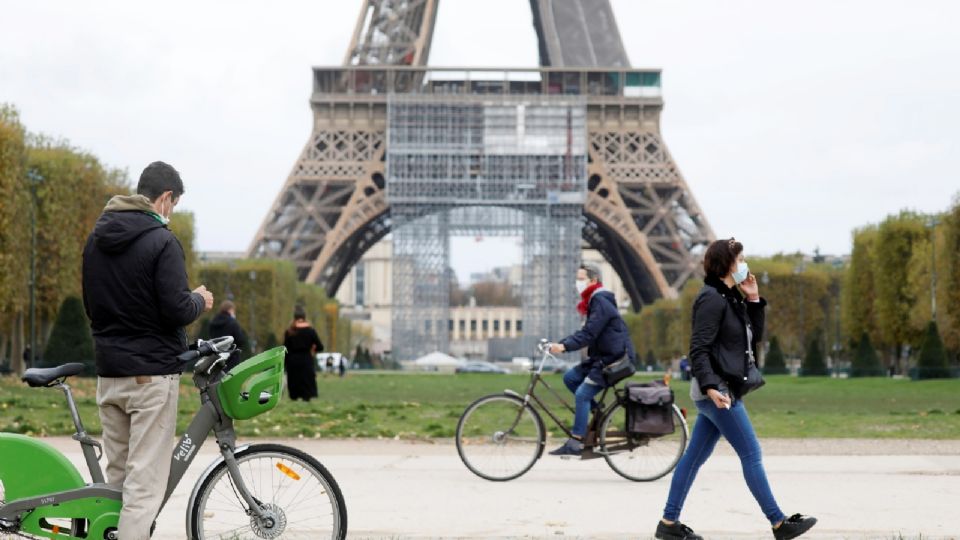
[10,311,24,376]
[0,330,8,370]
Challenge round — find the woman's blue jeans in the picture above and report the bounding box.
[562,365,603,437]
[662,397,786,526]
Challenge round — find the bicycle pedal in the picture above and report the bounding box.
[579,449,604,460]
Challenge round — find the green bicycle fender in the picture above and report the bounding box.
[0,433,85,501]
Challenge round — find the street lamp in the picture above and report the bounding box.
[26,168,44,369]
[760,271,770,365]
[926,216,940,323]
[248,270,258,354]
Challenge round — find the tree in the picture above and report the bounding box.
[873,212,927,372]
[43,296,95,375]
[843,227,879,347]
[0,106,30,374]
[470,280,520,307]
[749,258,831,358]
[763,336,788,375]
[915,321,950,379]
[850,332,882,377]
[263,332,280,352]
[801,331,827,376]
[939,199,960,354]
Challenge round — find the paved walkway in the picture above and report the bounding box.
[38,438,960,539]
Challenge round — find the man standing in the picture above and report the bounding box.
[208,300,249,370]
[82,161,213,539]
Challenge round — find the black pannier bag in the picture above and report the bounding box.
[624,381,675,436]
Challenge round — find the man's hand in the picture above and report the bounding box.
[706,388,731,410]
[549,343,565,354]
[194,285,214,311]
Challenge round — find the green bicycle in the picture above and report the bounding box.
[0,336,347,540]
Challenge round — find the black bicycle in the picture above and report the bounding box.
[455,339,688,482]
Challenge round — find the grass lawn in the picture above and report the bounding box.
[1,372,958,439]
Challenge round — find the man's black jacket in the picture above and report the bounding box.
[82,195,204,377]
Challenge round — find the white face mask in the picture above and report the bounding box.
[575,279,589,294]
[731,261,750,284]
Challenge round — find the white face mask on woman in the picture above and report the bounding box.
[575,279,589,294]
[731,261,750,284]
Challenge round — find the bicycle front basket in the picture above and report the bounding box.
[216,346,285,420]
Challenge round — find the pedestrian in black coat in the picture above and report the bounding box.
[283,306,324,401]
[208,300,249,370]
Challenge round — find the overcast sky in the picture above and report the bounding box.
[2,0,958,280]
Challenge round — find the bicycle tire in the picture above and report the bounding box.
[599,402,688,482]
[455,394,545,482]
[188,443,347,540]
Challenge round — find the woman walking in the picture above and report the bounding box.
[655,238,816,540]
[283,305,324,401]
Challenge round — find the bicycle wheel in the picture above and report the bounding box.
[188,444,346,540]
[455,394,545,481]
[599,403,688,482]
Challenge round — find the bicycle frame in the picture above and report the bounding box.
[0,348,269,537]
[503,345,623,445]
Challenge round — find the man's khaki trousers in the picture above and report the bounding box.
[97,375,179,540]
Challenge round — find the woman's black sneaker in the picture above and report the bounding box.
[655,520,703,540]
[772,513,817,540]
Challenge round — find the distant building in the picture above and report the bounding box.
[335,238,632,358]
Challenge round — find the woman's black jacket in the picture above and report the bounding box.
[690,275,766,398]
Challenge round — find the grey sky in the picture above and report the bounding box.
[2,0,958,280]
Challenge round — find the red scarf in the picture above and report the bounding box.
[577,282,603,315]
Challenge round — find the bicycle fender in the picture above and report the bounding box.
[0,433,85,502]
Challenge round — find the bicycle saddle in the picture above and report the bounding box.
[22,362,85,387]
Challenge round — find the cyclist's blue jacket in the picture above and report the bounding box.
[559,288,636,385]
[82,195,205,377]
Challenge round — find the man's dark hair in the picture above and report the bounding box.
[293,305,307,320]
[579,263,602,281]
[137,161,184,201]
[703,237,744,278]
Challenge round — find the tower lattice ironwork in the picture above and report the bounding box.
[249,0,715,360]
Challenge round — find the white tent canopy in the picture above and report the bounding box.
[413,351,465,367]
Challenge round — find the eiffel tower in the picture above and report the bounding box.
[249,0,715,359]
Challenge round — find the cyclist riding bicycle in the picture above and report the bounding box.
[548,263,636,456]
[82,161,213,540]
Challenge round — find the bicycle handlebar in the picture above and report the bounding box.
[176,336,235,363]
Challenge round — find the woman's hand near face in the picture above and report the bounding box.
[706,388,731,409]
[740,272,760,301]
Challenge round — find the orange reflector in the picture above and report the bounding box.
[276,462,301,481]
[52,525,60,534]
